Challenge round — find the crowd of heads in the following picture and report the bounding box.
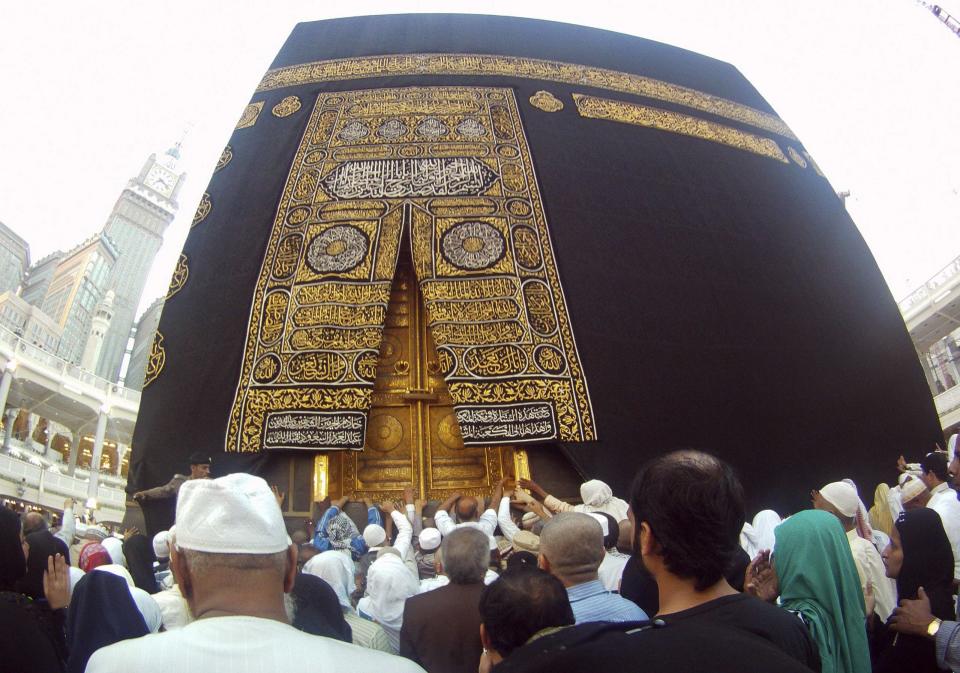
[5,437,960,672]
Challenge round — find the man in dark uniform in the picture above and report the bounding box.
[132,452,211,536]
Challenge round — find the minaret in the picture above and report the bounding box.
[93,142,186,381]
[81,290,115,372]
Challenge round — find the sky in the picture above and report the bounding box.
[1,0,958,320]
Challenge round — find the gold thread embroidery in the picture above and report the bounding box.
[573,94,788,164]
[787,146,807,168]
[272,95,302,118]
[256,53,796,140]
[227,86,596,452]
[215,146,233,172]
[529,90,563,112]
[802,150,825,177]
[166,254,189,300]
[143,331,166,388]
[191,193,212,227]
[236,101,264,129]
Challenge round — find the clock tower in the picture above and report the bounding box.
[93,144,186,381]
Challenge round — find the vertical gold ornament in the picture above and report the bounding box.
[191,193,212,227]
[143,331,166,388]
[272,95,302,118]
[529,90,564,112]
[236,101,264,129]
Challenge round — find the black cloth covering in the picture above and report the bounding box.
[129,14,942,516]
[494,619,816,673]
[0,507,24,590]
[873,508,954,673]
[66,570,148,673]
[290,572,352,642]
[16,531,65,600]
[123,534,159,594]
[0,507,67,672]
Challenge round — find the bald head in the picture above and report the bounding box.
[22,512,47,535]
[538,512,604,586]
[456,496,479,522]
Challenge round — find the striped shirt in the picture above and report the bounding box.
[345,612,394,653]
[566,579,648,624]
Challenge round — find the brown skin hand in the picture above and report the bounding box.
[890,587,937,638]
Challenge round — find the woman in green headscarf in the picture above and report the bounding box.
[747,509,871,673]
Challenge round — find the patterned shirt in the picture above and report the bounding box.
[566,579,648,624]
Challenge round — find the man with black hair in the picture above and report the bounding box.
[923,451,960,579]
[632,450,820,670]
[478,568,574,672]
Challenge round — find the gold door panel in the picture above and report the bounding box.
[322,252,517,500]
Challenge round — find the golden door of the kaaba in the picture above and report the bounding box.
[315,250,530,501]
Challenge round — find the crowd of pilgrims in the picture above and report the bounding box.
[6,445,960,673]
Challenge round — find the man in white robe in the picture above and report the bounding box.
[922,451,960,579]
[86,473,425,673]
[814,481,896,622]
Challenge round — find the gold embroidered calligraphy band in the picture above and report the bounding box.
[255,53,796,141]
[572,93,789,164]
[227,86,596,453]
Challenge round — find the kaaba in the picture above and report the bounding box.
[128,13,942,530]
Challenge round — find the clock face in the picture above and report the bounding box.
[145,166,176,195]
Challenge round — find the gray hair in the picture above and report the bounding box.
[539,513,604,583]
[441,527,489,584]
[180,548,288,578]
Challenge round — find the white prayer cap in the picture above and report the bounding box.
[153,530,170,559]
[174,473,291,554]
[588,512,610,537]
[819,482,860,518]
[363,523,387,548]
[84,525,108,541]
[419,527,441,551]
[101,537,126,568]
[901,477,927,505]
[512,530,540,553]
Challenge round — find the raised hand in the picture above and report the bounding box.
[43,554,70,610]
[518,478,546,500]
[380,500,396,514]
[403,486,415,505]
[271,484,286,507]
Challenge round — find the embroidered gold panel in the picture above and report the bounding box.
[572,94,788,164]
[227,86,595,453]
[256,53,796,140]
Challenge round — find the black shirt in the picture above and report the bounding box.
[495,619,817,673]
[660,593,821,672]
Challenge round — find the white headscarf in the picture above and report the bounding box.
[751,510,782,553]
[578,480,630,522]
[101,537,126,568]
[130,586,163,632]
[92,564,134,586]
[304,550,354,610]
[360,554,419,651]
[67,566,85,599]
[739,522,761,559]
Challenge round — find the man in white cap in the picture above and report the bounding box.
[920,451,960,580]
[415,527,442,579]
[86,473,425,673]
[901,475,931,510]
[434,480,504,553]
[813,481,896,622]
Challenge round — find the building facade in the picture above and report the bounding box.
[0,222,30,295]
[39,235,118,365]
[124,296,164,391]
[94,147,185,382]
[0,291,62,352]
[20,252,64,308]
